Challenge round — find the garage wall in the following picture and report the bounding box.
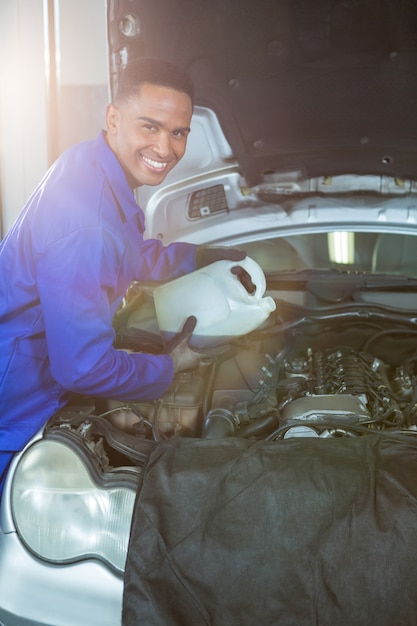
[55,0,109,158]
[0,0,108,236]
[0,0,48,236]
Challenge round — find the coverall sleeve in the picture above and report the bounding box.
[35,226,175,401]
[132,237,197,282]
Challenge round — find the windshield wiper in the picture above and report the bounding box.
[266,269,417,303]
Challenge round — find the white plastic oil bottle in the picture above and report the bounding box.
[153,256,276,349]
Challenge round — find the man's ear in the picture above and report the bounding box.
[106,103,120,135]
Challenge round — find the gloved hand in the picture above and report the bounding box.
[164,315,197,353]
[195,246,247,269]
[165,316,200,373]
[166,316,230,373]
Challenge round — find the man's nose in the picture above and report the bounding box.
[153,132,171,158]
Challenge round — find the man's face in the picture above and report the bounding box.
[106,82,193,188]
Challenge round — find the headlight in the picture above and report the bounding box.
[11,439,137,573]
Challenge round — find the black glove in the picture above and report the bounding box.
[164,315,197,353]
[165,315,231,373]
[195,246,247,269]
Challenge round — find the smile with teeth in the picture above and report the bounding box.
[141,155,168,171]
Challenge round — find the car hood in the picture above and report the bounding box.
[107,0,417,186]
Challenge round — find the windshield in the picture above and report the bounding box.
[243,232,417,278]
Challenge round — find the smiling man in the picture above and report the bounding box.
[0,57,244,493]
[106,68,193,187]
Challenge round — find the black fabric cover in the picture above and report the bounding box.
[122,435,417,626]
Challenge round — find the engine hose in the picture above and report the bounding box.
[236,414,279,438]
[202,408,238,438]
[151,399,165,442]
[202,361,218,419]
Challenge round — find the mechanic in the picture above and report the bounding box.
[0,57,245,494]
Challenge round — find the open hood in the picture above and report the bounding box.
[107,0,417,186]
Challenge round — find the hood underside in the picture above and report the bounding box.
[107,0,417,186]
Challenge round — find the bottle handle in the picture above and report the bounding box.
[236,256,266,299]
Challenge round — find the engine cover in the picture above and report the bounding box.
[282,394,370,424]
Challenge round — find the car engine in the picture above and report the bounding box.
[46,290,417,474]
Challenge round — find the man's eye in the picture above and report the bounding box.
[144,124,157,132]
[172,130,188,139]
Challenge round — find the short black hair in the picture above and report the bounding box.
[114,57,195,104]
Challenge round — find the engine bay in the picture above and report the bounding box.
[45,281,417,476]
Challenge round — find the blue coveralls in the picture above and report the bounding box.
[0,131,196,492]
